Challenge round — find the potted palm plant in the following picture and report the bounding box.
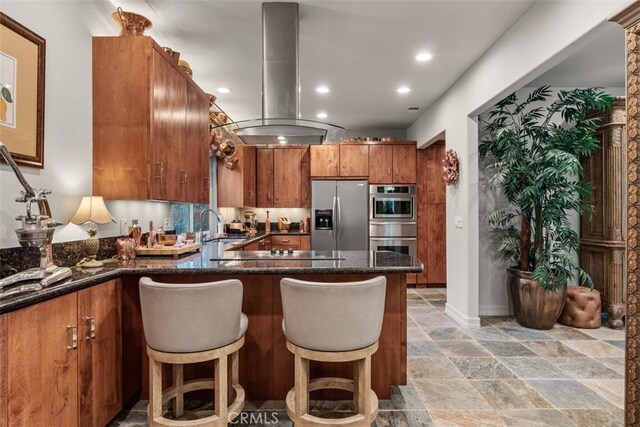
[479,86,612,329]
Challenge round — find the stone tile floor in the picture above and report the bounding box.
[111,287,625,426]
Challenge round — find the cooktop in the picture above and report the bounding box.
[210,250,344,261]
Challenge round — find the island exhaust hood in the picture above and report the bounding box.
[218,2,344,145]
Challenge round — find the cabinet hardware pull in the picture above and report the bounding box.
[83,316,96,340]
[304,192,308,200]
[282,239,290,243]
[276,193,279,201]
[395,167,399,175]
[67,325,78,350]
[204,176,209,189]
[155,162,164,180]
[267,193,271,200]
[180,170,188,185]
[388,168,391,175]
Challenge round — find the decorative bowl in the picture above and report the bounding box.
[112,7,152,37]
[162,47,181,65]
[178,60,193,78]
[160,235,178,246]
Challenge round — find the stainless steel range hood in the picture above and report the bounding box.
[218,2,344,145]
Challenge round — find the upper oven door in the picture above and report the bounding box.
[370,196,414,219]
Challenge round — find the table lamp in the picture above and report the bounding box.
[70,196,115,267]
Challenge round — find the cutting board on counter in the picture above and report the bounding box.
[135,242,202,258]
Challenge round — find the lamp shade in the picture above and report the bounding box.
[69,196,115,225]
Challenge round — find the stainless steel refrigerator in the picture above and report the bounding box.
[311,180,369,251]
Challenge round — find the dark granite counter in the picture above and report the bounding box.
[0,245,422,313]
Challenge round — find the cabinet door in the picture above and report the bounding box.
[218,145,256,207]
[78,280,122,427]
[300,236,311,250]
[426,203,447,284]
[243,145,257,207]
[7,293,78,426]
[274,148,306,207]
[392,145,417,184]
[300,148,311,208]
[257,148,274,207]
[310,145,339,177]
[368,145,393,183]
[340,145,369,177]
[185,83,210,204]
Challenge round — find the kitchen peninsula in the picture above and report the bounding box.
[0,246,421,425]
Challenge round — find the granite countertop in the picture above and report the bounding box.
[0,246,422,313]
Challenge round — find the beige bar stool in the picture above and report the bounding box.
[280,276,387,427]
[139,277,247,426]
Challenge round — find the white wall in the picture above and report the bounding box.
[0,1,172,249]
[343,128,407,141]
[407,0,630,327]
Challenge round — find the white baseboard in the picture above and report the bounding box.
[479,305,511,316]
[445,303,482,329]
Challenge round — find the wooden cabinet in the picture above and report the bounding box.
[257,148,274,207]
[369,144,416,184]
[271,235,310,250]
[242,236,271,251]
[340,145,369,177]
[392,145,417,184]
[4,281,122,427]
[415,142,446,285]
[369,145,393,183]
[255,147,310,208]
[310,145,340,177]
[77,281,122,427]
[93,36,210,204]
[217,145,257,207]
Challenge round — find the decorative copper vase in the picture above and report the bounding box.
[116,238,136,261]
[507,267,567,330]
[112,7,152,36]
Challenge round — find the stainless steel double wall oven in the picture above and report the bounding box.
[369,185,417,258]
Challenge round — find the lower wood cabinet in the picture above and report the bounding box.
[2,280,121,427]
[271,235,310,250]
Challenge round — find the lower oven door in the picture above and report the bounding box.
[370,237,417,258]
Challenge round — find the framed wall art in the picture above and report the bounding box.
[0,12,45,168]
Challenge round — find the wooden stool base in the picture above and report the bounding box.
[285,341,379,427]
[146,337,245,427]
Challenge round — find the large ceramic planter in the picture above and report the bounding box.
[507,267,567,330]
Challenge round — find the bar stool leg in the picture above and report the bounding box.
[294,354,310,423]
[355,355,371,419]
[229,351,239,403]
[149,358,163,420]
[215,355,228,422]
[173,364,184,417]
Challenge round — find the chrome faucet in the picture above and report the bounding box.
[198,208,223,243]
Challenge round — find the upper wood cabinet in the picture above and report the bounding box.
[340,145,369,177]
[368,145,393,183]
[4,280,122,427]
[369,143,417,184]
[93,36,210,204]
[257,148,274,207]
[218,145,256,207]
[273,147,310,208]
[310,145,340,177]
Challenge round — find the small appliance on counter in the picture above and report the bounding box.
[227,219,245,234]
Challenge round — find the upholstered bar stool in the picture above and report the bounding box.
[280,276,387,427]
[139,277,248,426]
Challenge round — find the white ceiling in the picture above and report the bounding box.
[116,0,534,131]
[527,22,625,88]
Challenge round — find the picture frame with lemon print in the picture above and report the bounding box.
[0,13,45,168]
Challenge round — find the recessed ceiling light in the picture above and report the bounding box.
[416,52,432,62]
[277,136,286,141]
[217,87,231,94]
[397,86,411,94]
[279,139,287,144]
[317,112,328,119]
[316,86,330,94]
